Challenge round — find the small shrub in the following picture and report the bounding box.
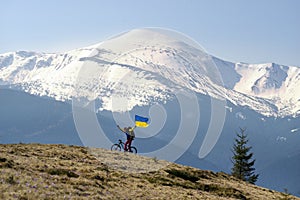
[165,169,199,182]
[94,175,105,181]
[283,188,290,195]
[152,157,158,163]
[279,188,292,200]
[80,148,88,154]
[0,158,14,168]
[6,175,17,184]
[197,184,246,199]
[147,177,172,186]
[47,168,79,178]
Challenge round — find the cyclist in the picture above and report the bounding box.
[117,125,136,152]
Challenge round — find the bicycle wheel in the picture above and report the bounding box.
[111,144,121,151]
[129,146,137,154]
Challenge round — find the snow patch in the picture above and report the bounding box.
[291,128,299,133]
[235,112,246,120]
[225,106,233,112]
[276,136,287,142]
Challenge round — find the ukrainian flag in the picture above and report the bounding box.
[135,115,149,127]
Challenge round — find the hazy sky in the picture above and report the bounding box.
[1,0,299,66]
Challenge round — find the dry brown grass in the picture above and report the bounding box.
[0,143,298,200]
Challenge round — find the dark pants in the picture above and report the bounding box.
[124,138,133,151]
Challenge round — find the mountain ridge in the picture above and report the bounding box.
[0,30,299,116]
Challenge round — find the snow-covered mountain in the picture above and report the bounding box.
[0,29,299,117]
[1,28,300,195]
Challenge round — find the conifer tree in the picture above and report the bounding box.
[231,128,259,184]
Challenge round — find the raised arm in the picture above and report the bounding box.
[117,125,126,133]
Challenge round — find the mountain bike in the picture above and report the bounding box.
[111,139,137,154]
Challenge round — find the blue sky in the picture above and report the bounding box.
[1,0,299,66]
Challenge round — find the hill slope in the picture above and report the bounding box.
[0,143,298,200]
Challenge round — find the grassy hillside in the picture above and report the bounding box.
[0,143,298,200]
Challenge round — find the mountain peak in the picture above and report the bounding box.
[0,29,299,116]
